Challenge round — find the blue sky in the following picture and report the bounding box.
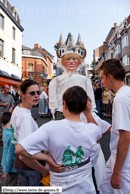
[9,0,130,65]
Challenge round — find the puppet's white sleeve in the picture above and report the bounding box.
[85,78,96,110]
[49,78,58,114]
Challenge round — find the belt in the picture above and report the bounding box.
[51,157,90,173]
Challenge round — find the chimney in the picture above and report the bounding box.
[40,46,42,49]
[128,15,130,25]
[103,41,107,45]
[34,44,39,49]
[114,23,118,32]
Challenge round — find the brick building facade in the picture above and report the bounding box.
[22,44,54,85]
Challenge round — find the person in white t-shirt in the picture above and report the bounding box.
[16,86,104,194]
[39,89,48,117]
[81,96,111,192]
[10,79,50,191]
[100,59,130,193]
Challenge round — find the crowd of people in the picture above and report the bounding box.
[0,58,130,194]
[39,84,51,118]
[93,82,115,118]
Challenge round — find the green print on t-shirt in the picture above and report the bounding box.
[10,124,18,145]
[62,145,84,165]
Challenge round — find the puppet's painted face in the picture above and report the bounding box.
[64,58,79,71]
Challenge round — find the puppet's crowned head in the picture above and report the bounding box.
[54,43,86,71]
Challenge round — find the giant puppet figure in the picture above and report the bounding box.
[49,43,96,119]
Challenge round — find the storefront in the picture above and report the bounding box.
[0,72,22,87]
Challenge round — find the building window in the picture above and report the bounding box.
[62,50,64,53]
[123,55,129,66]
[0,14,4,29]
[115,45,120,55]
[12,27,15,40]
[0,39,4,58]
[28,63,33,71]
[122,36,128,49]
[111,53,113,59]
[78,49,80,54]
[27,50,31,55]
[12,48,15,63]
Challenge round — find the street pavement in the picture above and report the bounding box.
[0,106,111,188]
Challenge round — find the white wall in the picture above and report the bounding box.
[0,8,22,78]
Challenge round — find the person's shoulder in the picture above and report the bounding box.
[115,86,130,103]
[116,86,130,98]
[7,93,13,99]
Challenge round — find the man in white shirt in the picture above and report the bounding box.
[100,59,130,194]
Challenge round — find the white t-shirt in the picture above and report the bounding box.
[80,112,111,134]
[20,119,102,166]
[110,86,130,166]
[40,91,48,100]
[10,105,38,142]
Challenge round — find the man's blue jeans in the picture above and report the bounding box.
[96,100,102,117]
[16,168,42,194]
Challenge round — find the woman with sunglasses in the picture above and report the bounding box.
[10,79,50,190]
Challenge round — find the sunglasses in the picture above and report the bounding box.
[26,90,42,96]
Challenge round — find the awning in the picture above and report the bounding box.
[11,74,20,79]
[0,76,22,86]
[0,71,22,86]
[0,70,10,77]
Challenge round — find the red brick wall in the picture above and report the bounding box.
[22,57,48,85]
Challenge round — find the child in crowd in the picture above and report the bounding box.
[16,86,106,194]
[80,96,111,193]
[1,111,18,186]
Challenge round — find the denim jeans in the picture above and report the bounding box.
[16,168,42,194]
[96,100,102,117]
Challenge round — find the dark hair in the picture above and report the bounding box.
[98,83,101,87]
[101,59,125,81]
[20,79,39,94]
[63,86,87,114]
[2,112,12,125]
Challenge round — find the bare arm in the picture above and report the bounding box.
[8,103,14,112]
[102,126,111,136]
[83,101,98,126]
[16,144,65,173]
[0,103,9,106]
[19,156,50,176]
[45,98,48,105]
[111,130,130,189]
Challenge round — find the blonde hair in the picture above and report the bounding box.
[61,53,81,66]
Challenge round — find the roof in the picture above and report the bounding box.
[0,1,24,32]
[65,32,75,48]
[59,33,64,45]
[22,45,31,50]
[31,50,45,58]
[105,27,115,41]
[77,33,82,45]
